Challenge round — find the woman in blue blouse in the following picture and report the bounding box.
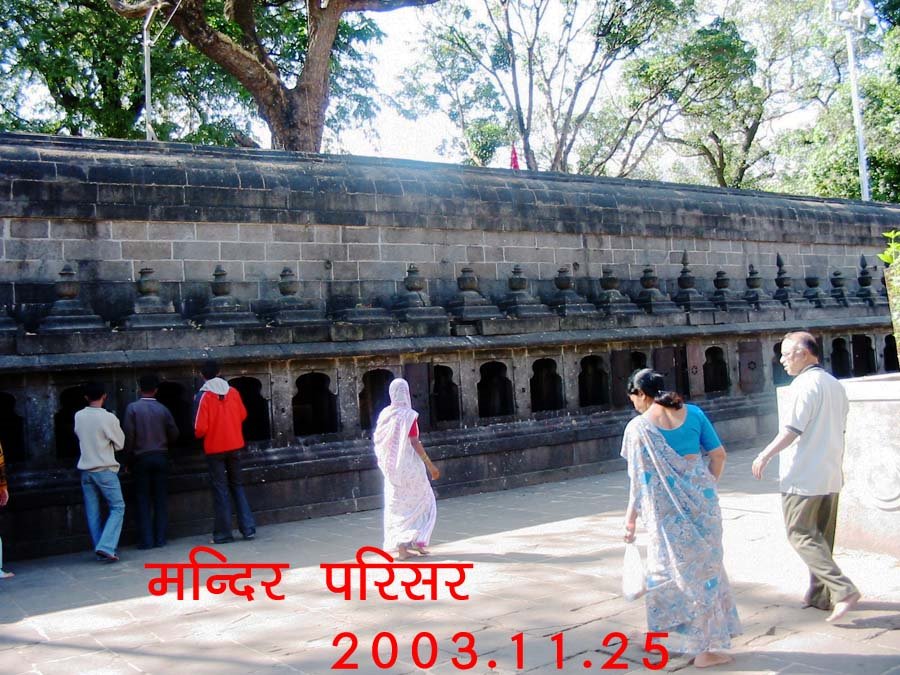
[621,368,741,668]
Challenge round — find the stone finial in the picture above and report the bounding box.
[593,268,641,316]
[194,265,262,327]
[270,267,327,328]
[39,263,107,333]
[456,267,480,293]
[55,264,79,301]
[855,255,883,307]
[499,266,554,318]
[746,264,762,289]
[773,252,796,306]
[600,268,621,291]
[672,253,715,313]
[639,266,659,290]
[124,267,189,329]
[507,265,528,292]
[391,264,447,329]
[829,270,852,307]
[404,264,426,293]
[554,266,573,292]
[677,251,696,290]
[711,271,746,312]
[278,267,299,297]
[211,265,231,298]
[802,272,834,308]
[743,263,780,311]
[633,266,681,315]
[447,267,503,321]
[547,266,598,317]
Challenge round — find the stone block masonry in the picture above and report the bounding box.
[0,132,896,560]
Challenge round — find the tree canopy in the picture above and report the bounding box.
[105,0,438,151]
[393,0,695,173]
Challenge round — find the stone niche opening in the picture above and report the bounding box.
[886,335,899,372]
[430,365,461,424]
[772,342,792,386]
[579,355,610,408]
[228,377,271,444]
[0,392,25,463]
[54,385,86,461]
[530,358,564,413]
[478,361,514,419]
[851,334,877,377]
[653,345,689,399]
[293,372,339,436]
[155,381,196,455]
[831,338,852,379]
[703,346,730,397]
[359,369,394,431]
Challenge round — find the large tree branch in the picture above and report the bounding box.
[225,0,276,71]
[345,0,438,11]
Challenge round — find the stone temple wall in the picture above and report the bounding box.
[0,132,896,559]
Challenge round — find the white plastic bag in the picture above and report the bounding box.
[621,542,646,601]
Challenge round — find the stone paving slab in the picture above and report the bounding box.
[0,449,898,674]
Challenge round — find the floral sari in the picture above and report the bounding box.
[373,379,436,551]
[621,415,742,656]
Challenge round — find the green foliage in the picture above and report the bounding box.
[393,0,694,172]
[625,0,840,189]
[879,230,900,265]
[462,118,508,166]
[0,0,381,144]
[875,0,900,26]
[773,26,900,203]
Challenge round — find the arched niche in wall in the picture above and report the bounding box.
[703,346,730,397]
[530,358,564,413]
[772,342,792,386]
[851,334,877,377]
[737,341,765,394]
[630,351,648,371]
[477,361,514,419]
[652,346,689,399]
[831,338,852,379]
[430,365,460,423]
[885,335,899,372]
[229,377,272,443]
[155,381,196,454]
[578,355,610,408]
[293,372,339,436]
[54,385,86,461]
[359,369,394,431]
[0,391,25,463]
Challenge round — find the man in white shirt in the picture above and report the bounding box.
[752,331,860,623]
[74,382,126,562]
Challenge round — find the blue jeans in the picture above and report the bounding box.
[206,450,255,542]
[134,452,169,548]
[81,470,125,556]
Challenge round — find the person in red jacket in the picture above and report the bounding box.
[194,360,256,544]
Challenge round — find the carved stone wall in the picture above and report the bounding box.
[0,132,897,560]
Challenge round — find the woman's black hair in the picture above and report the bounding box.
[626,368,684,409]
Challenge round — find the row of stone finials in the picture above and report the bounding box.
[12,251,891,334]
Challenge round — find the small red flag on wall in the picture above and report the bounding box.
[510,145,520,170]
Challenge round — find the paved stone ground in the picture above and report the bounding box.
[0,448,898,675]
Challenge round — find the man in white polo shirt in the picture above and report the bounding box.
[752,331,860,623]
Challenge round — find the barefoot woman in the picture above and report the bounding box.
[373,378,440,560]
[621,369,741,668]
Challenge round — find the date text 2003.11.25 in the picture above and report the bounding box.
[331,630,669,671]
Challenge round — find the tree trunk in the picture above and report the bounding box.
[274,2,346,151]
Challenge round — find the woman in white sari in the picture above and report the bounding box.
[373,378,440,559]
[621,369,741,668]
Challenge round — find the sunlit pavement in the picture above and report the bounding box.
[0,448,898,674]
